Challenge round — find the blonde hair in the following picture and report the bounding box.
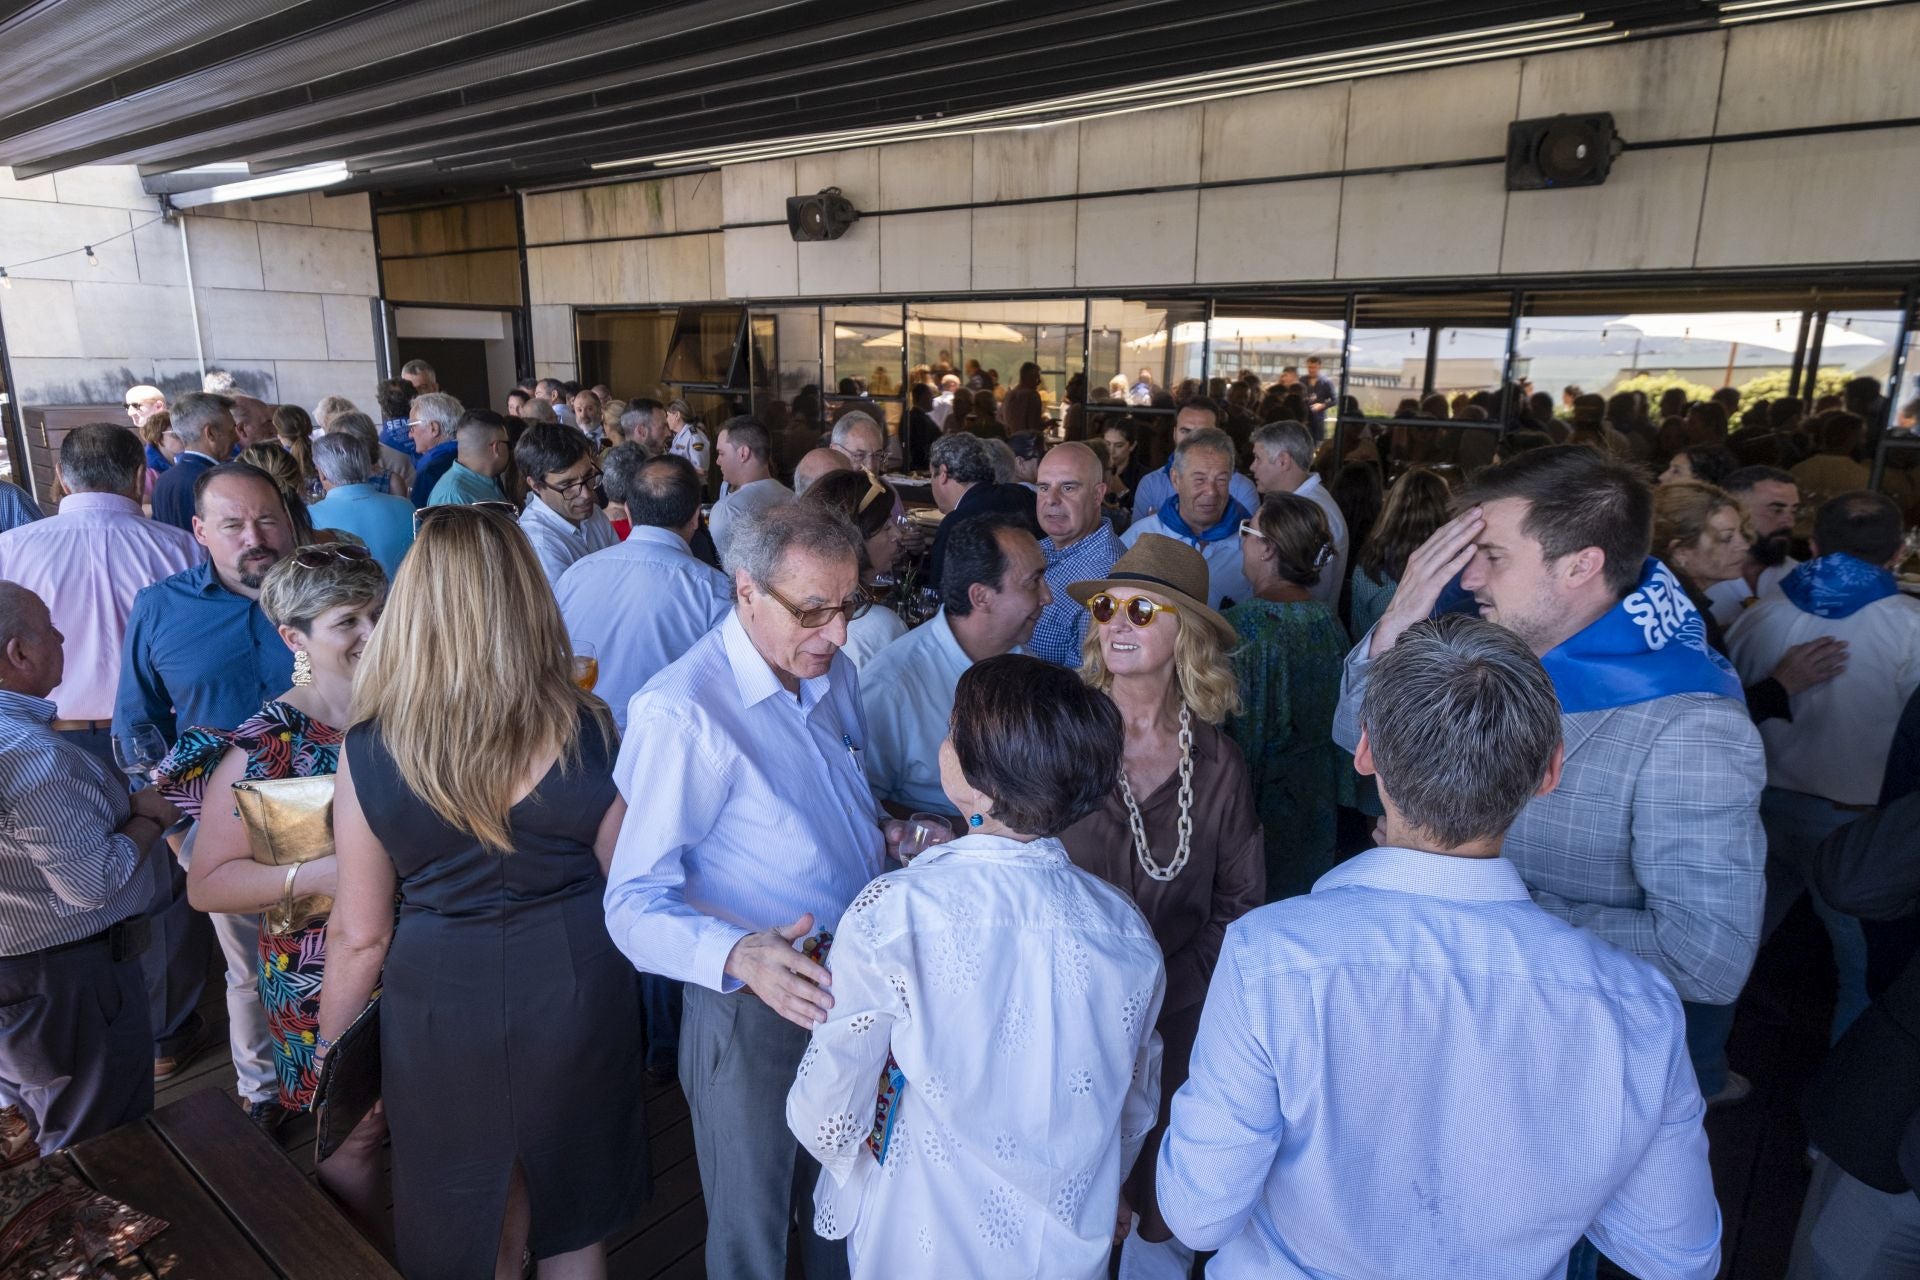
[1654,479,1744,560]
[1077,597,1241,725]
[350,507,610,851]
[273,404,316,485]
[313,394,358,429]
[258,548,387,631]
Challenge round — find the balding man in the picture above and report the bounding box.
[150,394,238,531]
[793,447,853,497]
[1123,427,1254,609]
[124,384,168,430]
[0,582,175,1152]
[829,412,887,475]
[1031,442,1121,667]
[1132,402,1259,521]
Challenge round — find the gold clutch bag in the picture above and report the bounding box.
[231,775,336,933]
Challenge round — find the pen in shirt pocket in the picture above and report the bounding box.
[842,733,861,765]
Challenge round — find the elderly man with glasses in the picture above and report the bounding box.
[606,501,888,1280]
[404,392,466,507]
[515,422,617,587]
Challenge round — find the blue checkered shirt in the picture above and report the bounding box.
[1030,523,1123,668]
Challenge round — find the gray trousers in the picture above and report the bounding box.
[680,983,850,1280]
[0,929,153,1152]
[1789,1154,1920,1278]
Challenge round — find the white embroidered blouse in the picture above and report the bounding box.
[786,832,1166,1279]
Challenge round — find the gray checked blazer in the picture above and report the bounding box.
[1334,632,1766,1006]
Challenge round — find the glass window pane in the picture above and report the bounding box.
[906,300,1087,433]
[576,309,677,401]
[661,305,746,386]
[1345,325,1430,417]
[1088,299,1206,403]
[824,304,905,426]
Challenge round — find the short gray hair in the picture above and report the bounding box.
[170,392,235,448]
[1360,614,1562,848]
[522,398,558,424]
[729,502,860,592]
[313,394,358,429]
[619,406,655,437]
[312,432,372,486]
[986,437,1018,484]
[58,422,144,494]
[328,411,379,451]
[830,412,883,448]
[1171,426,1237,472]
[411,392,464,435]
[929,431,995,486]
[1252,420,1313,471]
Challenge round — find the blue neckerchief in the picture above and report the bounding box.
[1780,553,1898,619]
[1432,559,1741,714]
[1159,495,1249,544]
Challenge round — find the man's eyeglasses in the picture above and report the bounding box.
[291,543,375,569]
[1087,592,1178,628]
[762,583,871,629]
[413,500,518,531]
[544,467,602,498]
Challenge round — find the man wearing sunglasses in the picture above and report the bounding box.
[607,502,886,1280]
[1121,427,1254,609]
[124,384,167,429]
[516,423,617,587]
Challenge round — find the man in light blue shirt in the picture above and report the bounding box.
[1159,615,1720,1280]
[605,502,884,1280]
[1131,401,1259,522]
[859,512,1048,818]
[556,452,730,733]
[1123,427,1254,609]
[306,434,415,577]
[424,413,510,508]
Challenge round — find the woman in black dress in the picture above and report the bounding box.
[317,504,647,1279]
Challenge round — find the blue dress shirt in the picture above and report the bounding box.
[555,526,732,732]
[604,611,886,992]
[149,452,218,531]
[409,441,458,508]
[114,561,296,745]
[308,482,417,578]
[856,609,984,817]
[1031,524,1122,667]
[1158,846,1721,1280]
[0,481,42,535]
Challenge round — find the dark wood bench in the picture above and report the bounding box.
[58,1086,397,1279]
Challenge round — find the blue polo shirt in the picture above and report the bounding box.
[308,482,417,578]
[114,561,295,745]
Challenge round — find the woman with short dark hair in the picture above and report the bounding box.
[787,654,1166,1279]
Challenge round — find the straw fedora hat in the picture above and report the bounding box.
[1066,533,1236,649]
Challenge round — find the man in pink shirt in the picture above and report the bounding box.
[0,422,210,1083]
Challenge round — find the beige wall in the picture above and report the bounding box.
[516,3,1920,376]
[0,164,379,413]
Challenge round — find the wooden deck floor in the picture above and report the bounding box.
[156,898,1839,1279]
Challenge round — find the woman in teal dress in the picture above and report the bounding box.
[154,545,391,1250]
[1226,494,1351,900]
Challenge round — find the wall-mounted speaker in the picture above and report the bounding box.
[787,187,860,241]
[1506,114,1619,191]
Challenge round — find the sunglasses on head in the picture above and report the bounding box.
[291,543,375,569]
[1087,592,1179,628]
[413,500,519,531]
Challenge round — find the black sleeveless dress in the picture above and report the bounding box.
[348,710,648,1277]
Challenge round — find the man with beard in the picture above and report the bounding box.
[115,464,296,1125]
[1706,466,1804,628]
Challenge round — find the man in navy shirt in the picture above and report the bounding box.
[406,393,466,507]
[148,394,236,531]
[117,463,296,1122]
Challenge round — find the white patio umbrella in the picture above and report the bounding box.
[869,320,1028,346]
[1609,312,1883,385]
[1126,317,1345,349]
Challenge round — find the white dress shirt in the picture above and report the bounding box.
[554,526,732,732]
[787,832,1166,1279]
[1159,846,1720,1280]
[1704,559,1795,630]
[605,611,887,991]
[708,477,795,566]
[1291,473,1349,611]
[671,424,712,477]
[0,493,201,720]
[928,391,955,430]
[840,605,907,671]
[1727,589,1920,805]
[1121,514,1253,609]
[858,610,996,817]
[518,495,619,588]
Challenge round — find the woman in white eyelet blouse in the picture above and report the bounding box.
[786,654,1166,1279]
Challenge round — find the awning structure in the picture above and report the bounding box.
[0,1,1714,202]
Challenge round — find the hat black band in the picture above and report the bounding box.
[1105,571,1190,595]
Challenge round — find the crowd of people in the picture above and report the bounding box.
[0,349,1916,1280]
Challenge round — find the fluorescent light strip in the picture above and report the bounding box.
[169,162,351,208]
[593,13,1595,170]
[1720,0,1892,17]
[677,30,1628,171]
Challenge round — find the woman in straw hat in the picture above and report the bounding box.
[1059,533,1264,1279]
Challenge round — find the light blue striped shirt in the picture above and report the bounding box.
[0,691,157,954]
[1159,846,1720,1280]
[604,611,886,992]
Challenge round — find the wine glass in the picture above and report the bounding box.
[897,813,955,863]
[571,643,600,692]
[112,723,169,784]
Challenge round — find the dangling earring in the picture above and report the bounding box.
[968,814,984,828]
[291,649,313,687]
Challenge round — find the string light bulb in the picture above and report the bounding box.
[84,245,98,267]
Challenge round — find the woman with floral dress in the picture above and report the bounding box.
[155,545,390,1250]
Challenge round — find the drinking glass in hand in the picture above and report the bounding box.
[572,643,599,692]
[898,813,955,863]
[112,723,169,783]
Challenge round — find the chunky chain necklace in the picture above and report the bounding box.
[1116,704,1194,882]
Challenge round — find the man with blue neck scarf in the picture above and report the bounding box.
[1334,447,1765,1184]
[1122,427,1254,609]
[1727,491,1920,1042]
[1130,402,1261,522]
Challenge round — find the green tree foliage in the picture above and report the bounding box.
[1611,371,1716,409]
[1734,367,1852,406]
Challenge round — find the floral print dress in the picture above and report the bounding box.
[156,701,341,1111]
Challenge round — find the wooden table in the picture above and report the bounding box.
[57,1086,397,1279]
